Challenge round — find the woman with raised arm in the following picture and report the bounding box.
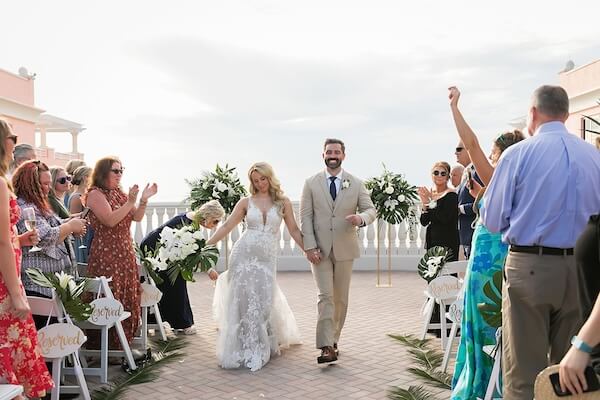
[448,87,525,400]
[209,162,303,372]
[85,156,157,352]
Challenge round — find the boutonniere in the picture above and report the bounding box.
[342,179,351,190]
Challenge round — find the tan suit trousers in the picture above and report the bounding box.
[502,251,581,400]
[311,249,353,349]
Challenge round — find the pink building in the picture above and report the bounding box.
[559,59,600,144]
[0,67,84,166]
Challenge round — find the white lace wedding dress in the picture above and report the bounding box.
[212,198,302,371]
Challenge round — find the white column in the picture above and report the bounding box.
[70,130,79,154]
[39,127,47,148]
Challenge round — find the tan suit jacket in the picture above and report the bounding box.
[300,170,376,261]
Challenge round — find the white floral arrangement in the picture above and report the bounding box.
[341,179,351,190]
[187,164,247,214]
[417,246,453,282]
[365,166,418,224]
[25,269,93,322]
[140,222,219,284]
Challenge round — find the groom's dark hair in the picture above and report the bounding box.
[324,138,345,153]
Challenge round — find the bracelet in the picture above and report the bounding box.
[139,200,148,206]
[571,335,594,354]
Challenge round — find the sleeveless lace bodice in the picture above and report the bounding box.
[245,198,282,235]
[212,197,301,371]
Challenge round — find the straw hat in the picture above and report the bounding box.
[535,365,600,399]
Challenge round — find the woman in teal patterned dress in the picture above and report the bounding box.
[448,87,525,399]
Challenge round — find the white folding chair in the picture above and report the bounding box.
[441,298,464,372]
[483,327,502,400]
[74,276,137,383]
[28,295,91,400]
[0,384,23,400]
[137,266,167,350]
[420,275,463,350]
[439,260,468,276]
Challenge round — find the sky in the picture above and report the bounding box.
[2,1,600,201]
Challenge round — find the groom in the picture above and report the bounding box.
[300,138,376,364]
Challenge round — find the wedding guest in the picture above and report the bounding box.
[48,166,71,219]
[64,159,86,207]
[559,294,600,395]
[85,156,157,350]
[8,143,35,179]
[141,200,224,335]
[483,85,600,399]
[0,119,53,399]
[448,87,524,400]
[450,164,464,188]
[419,161,459,260]
[455,142,478,259]
[68,166,94,263]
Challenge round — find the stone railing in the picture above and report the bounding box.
[132,201,426,272]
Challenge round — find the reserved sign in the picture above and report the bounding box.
[88,298,124,326]
[37,323,87,358]
[427,275,461,300]
[140,283,162,307]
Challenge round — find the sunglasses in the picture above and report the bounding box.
[57,176,72,184]
[7,135,17,144]
[455,147,464,152]
[432,170,448,177]
[111,168,124,175]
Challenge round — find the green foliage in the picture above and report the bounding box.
[187,163,247,214]
[91,337,187,400]
[134,242,164,285]
[164,238,219,284]
[25,268,93,322]
[388,385,437,400]
[417,246,453,282]
[365,165,418,225]
[477,270,503,328]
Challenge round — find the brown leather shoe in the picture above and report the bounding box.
[333,343,339,357]
[317,346,338,364]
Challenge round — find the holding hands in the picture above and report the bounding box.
[306,248,322,264]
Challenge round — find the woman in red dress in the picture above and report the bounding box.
[85,156,157,350]
[0,119,53,399]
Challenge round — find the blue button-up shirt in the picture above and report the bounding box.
[482,121,600,248]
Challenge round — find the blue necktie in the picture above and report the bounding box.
[329,176,337,201]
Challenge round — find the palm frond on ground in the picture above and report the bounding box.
[91,337,187,400]
[387,334,452,399]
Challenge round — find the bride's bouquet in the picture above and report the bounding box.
[365,165,418,224]
[142,222,220,284]
[187,164,247,214]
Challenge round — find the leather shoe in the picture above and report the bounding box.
[333,343,339,357]
[317,346,338,364]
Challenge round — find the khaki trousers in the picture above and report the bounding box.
[311,250,354,349]
[502,251,581,400]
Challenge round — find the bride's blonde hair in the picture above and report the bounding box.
[248,162,286,216]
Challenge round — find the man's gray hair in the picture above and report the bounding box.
[532,85,569,118]
[13,143,34,161]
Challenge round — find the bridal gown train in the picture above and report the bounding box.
[213,198,302,371]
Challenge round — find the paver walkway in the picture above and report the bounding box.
[83,271,451,400]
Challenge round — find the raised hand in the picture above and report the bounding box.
[128,184,140,204]
[141,183,158,202]
[417,186,431,204]
[448,86,461,108]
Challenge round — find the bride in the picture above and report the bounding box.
[207,162,304,371]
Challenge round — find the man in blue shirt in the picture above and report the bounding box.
[482,85,600,399]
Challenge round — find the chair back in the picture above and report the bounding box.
[440,260,468,275]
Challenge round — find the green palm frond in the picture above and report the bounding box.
[91,337,187,400]
[407,348,443,370]
[477,270,503,328]
[417,246,453,282]
[388,334,430,349]
[407,368,452,389]
[388,385,438,400]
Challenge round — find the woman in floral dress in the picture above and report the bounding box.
[85,156,157,349]
[0,119,53,398]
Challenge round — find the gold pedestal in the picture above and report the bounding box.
[376,220,392,287]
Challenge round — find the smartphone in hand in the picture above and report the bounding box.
[549,366,600,396]
[80,207,91,219]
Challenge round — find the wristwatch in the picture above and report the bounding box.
[571,335,594,354]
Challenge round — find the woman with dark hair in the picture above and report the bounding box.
[0,120,53,399]
[85,156,157,350]
[448,87,525,400]
[13,161,87,301]
[69,165,94,263]
[48,166,72,219]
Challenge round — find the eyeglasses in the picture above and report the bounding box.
[57,176,72,184]
[455,147,464,153]
[432,170,448,177]
[7,135,17,144]
[111,168,124,175]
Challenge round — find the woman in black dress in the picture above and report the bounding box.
[141,200,224,335]
[418,161,460,260]
[418,161,460,337]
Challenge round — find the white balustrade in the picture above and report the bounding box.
[132,201,425,271]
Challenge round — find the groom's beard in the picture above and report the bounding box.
[325,158,342,169]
